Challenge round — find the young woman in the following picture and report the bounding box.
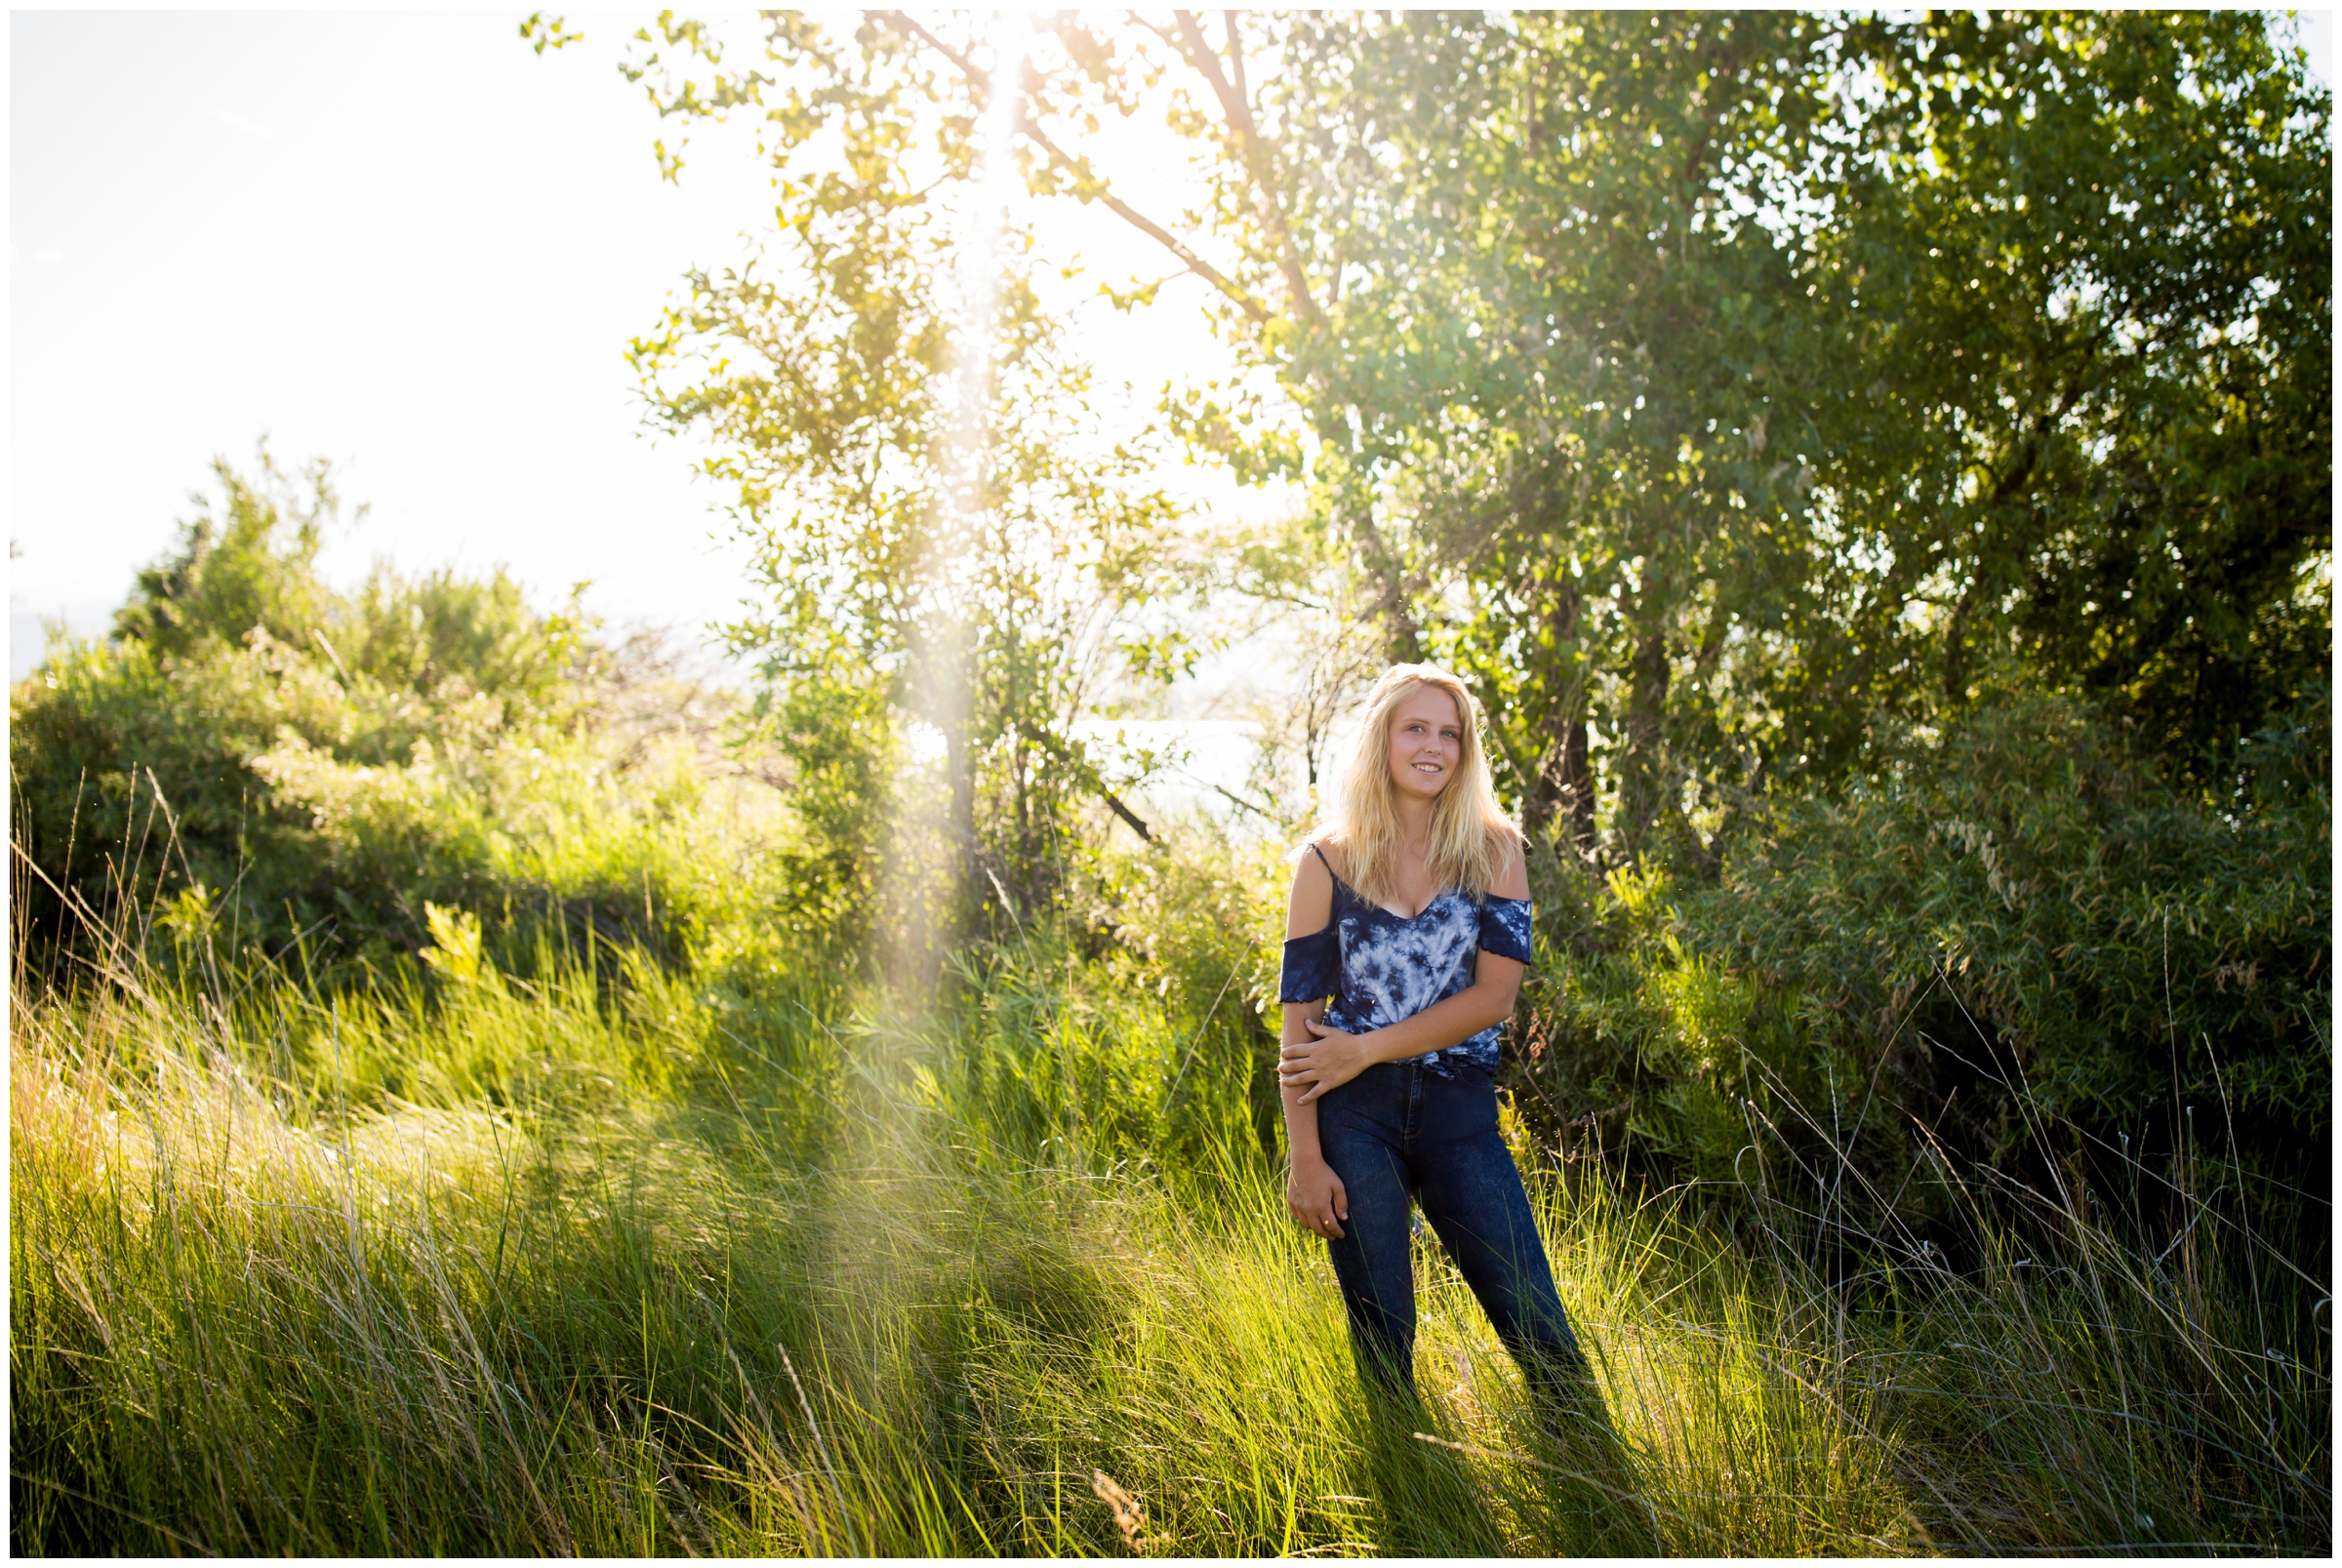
[1277,663,1593,1408]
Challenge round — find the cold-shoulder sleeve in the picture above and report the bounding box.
[1278,923,1340,1003]
[1477,897,1532,966]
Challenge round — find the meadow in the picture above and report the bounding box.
[11,11,2331,1553]
[10,813,2327,1554]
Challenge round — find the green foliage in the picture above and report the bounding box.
[784,10,2327,864]
[1812,11,2334,767]
[1514,691,2332,1228]
[109,448,586,717]
[622,15,1205,928]
[735,665,901,953]
[8,14,2332,1549]
[110,449,342,663]
[9,491,2328,1548]
[597,2,2332,1224]
[1252,10,2329,846]
[8,452,800,977]
[929,835,1290,1187]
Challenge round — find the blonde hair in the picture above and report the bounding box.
[1306,663,1518,906]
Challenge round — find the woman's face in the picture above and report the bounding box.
[1385,684,1465,807]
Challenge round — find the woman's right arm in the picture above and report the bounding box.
[1281,848,1349,1240]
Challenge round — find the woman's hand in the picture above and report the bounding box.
[1286,1153,1349,1240]
[1279,1017,1378,1105]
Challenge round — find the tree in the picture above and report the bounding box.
[1180,10,2327,852]
[615,14,1194,945]
[1804,11,2332,768]
[1259,13,1846,862]
[588,9,2329,876]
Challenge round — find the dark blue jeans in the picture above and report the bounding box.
[1316,1058,1592,1405]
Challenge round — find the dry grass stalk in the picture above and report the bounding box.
[1091,1467,1151,1553]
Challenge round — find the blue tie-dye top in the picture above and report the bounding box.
[1276,843,1533,1076]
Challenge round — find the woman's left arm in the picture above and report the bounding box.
[1278,841,1532,1103]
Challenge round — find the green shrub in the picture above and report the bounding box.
[7,454,846,983]
[1513,692,2331,1235]
[12,455,573,958]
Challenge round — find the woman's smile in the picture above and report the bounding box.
[1388,686,1463,796]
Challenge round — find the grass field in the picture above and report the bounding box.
[10,918,2327,1556]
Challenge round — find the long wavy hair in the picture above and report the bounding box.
[1305,663,1517,906]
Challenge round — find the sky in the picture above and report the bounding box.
[5,8,1253,683]
[9,8,2335,689]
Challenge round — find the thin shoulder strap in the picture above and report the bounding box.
[1310,841,1337,882]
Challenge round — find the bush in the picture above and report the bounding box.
[1512,691,2332,1238]
[7,453,831,981]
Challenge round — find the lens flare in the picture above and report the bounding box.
[893,13,1032,995]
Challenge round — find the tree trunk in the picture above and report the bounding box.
[1557,711,1595,857]
[1942,573,1980,705]
[1522,581,1597,861]
[1348,503,1422,664]
[1618,623,1671,855]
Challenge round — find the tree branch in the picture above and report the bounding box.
[1021,118,1272,325]
[1170,10,1322,325]
[1022,723,1156,841]
[874,9,1272,325]
[1345,501,1424,663]
[1099,785,1155,841]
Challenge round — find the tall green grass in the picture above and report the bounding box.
[11,916,2326,1555]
